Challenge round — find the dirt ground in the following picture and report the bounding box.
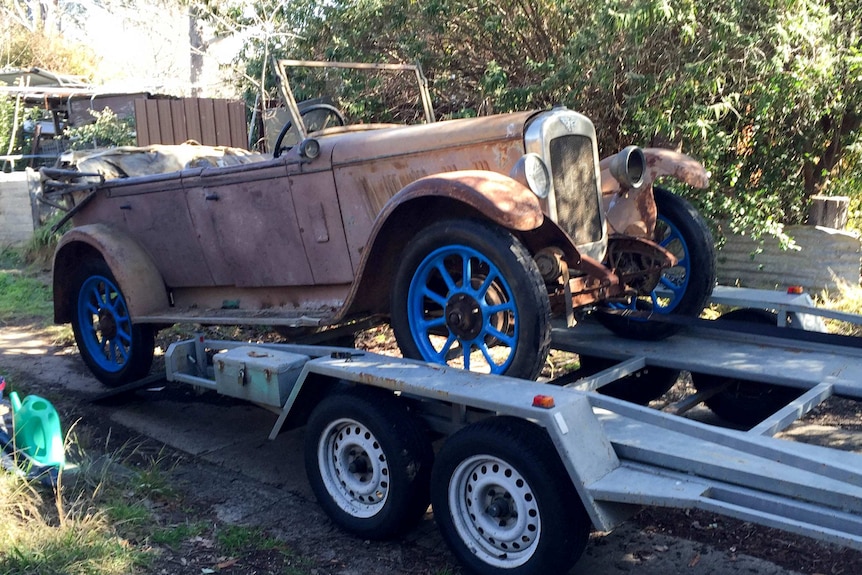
[3,320,862,575]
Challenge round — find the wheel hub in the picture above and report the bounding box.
[445,293,483,339]
[486,495,514,520]
[97,308,117,339]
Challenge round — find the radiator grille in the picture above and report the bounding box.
[549,135,602,246]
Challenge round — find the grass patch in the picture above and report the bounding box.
[0,269,53,324]
[150,521,209,549]
[0,464,149,575]
[216,524,287,555]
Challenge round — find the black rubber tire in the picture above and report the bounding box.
[578,354,680,404]
[692,308,802,427]
[304,387,433,540]
[391,219,551,381]
[272,103,345,157]
[70,259,155,387]
[597,186,716,340]
[431,416,590,575]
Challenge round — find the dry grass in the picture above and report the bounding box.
[0,432,149,575]
[815,278,862,336]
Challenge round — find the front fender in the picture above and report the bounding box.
[53,223,168,323]
[382,170,545,232]
[599,148,709,237]
[342,170,546,316]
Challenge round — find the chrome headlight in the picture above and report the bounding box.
[510,153,551,199]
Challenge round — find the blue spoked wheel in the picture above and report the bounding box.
[71,260,154,387]
[597,186,715,341]
[392,220,550,381]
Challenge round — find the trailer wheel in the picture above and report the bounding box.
[598,186,715,340]
[71,259,155,387]
[578,355,679,404]
[431,417,590,575]
[392,219,551,381]
[304,388,433,540]
[692,309,801,427]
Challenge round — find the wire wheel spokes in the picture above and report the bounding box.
[409,245,518,374]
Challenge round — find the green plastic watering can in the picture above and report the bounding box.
[9,391,65,468]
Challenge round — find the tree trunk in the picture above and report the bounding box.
[189,8,205,97]
[807,194,850,229]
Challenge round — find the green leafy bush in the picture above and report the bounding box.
[249,0,861,240]
[63,108,136,151]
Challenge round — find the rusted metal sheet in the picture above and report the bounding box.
[287,171,355,284]
[331,119,529,269]
[158,284,350,325]
[135,97,248,148]
[600,148,709,237]
[187,177,315,288]
[53,224,169,320]
[70,181,215,288]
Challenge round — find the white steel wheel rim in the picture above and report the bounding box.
[318,418,390,519]
[448,454,541,568]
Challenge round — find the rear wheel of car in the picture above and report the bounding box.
[391,219,551,381]
[597,186,715,340]
[71,259,155,387]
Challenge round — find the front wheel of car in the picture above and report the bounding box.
[71,259,155,387]
[597,186,716,340]
[391,219,551,381]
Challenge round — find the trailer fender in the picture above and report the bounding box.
[599,148,710,237]
[53,223,168,324]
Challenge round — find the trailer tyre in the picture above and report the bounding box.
[692,309,802,427]
[71,259,155,387]
[598,186,715,340]
[392,219,551,381]
[304,388,433,540]
[431,417,590,575]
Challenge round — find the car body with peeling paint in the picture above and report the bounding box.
[46,60,714,387]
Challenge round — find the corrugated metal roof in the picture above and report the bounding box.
[0,67,90,88]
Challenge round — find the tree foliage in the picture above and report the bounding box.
[63,108,136,150]
[1,0,99,75]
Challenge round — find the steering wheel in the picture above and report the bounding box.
[273,104,346,158]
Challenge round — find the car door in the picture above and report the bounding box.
[184,161,315,287]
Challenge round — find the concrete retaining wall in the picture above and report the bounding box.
[716,224,861,293]
[0,171,38,247]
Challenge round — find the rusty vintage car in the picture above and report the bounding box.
[45,60,715,387]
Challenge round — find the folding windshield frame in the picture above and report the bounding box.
[273,59,436,142]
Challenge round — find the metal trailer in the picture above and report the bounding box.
[160,286,862,575]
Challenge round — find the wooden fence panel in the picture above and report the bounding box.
[135,97,247,149]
